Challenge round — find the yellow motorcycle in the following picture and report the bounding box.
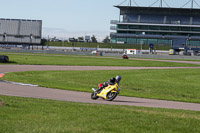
[91,83,120,101]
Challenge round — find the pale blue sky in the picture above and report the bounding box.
[0,0,199,40]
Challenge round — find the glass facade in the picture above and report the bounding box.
[111,37,172,46]
[187,40,200,47]
[111,37,200,48]
[111,23,200,48]
[118,24,200,32]
[117,24,200,36]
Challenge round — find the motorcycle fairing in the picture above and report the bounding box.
[96,84,118,99]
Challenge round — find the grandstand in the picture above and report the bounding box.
[0,18,42,45]
[110,5,200,53]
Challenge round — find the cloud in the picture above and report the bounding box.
[42,27,110,41]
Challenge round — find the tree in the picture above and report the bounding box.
[69,37,78,42]
[41,38,47,46]
[103,36,110,43]
[78,37,84,42]
[91,35,97,43]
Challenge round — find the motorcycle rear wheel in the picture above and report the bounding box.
[106,92,118,101]
[91,92,99,100]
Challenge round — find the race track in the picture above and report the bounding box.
[0,64,200,111]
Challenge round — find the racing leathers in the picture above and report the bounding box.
[97,77,117,93]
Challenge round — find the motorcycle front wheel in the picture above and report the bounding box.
[106,92,118,101]
[91,92,99,100]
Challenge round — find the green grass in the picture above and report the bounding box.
[0,53,199,67]
[2,69,200,103]
[0,95,200,133]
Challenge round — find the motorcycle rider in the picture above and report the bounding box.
[97,75,121,93]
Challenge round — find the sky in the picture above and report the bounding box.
[0,0,199,41]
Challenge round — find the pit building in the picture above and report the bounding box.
[110,6,200,53]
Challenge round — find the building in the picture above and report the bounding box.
[0,18,42,45]
[110,6,200,53]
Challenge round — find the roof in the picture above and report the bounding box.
[115,6,200,16]
[0,18,42,22]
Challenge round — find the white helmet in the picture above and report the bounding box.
[115,75,121,83]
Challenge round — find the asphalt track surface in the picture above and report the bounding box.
[0,64,200,111]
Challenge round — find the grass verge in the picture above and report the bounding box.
[0,53,199,67]
[0,95,200,133]
[2,69,200,103]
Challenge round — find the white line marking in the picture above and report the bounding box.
[0,80,38,87]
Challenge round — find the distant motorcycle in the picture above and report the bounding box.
[91,83,120,101]
[122,54,128,59]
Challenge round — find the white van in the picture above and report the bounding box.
[125,49,142,55]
